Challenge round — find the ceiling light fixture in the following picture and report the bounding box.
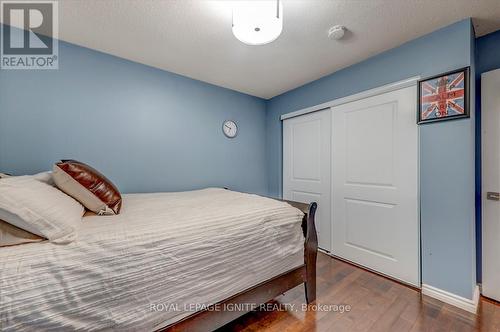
[232,0,283,46]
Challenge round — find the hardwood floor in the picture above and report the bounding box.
[218,253,500,332]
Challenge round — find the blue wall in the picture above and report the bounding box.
[474,28,500,282]
[477,30,500,74]
[0,36,268,195]
[265,19,476,299]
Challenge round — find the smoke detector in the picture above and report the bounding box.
[328,25,346,40]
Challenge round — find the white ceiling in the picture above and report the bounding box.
[7,0,500,98]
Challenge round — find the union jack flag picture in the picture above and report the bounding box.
[418,67,470,124]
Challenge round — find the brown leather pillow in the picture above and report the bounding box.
[53,160,122,215]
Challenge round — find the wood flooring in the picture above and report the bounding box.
[218,253,500,332]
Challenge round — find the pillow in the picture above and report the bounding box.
[32,171,55,186]
[0,171,52,183]
[53,160,122,215]
[0,219,44,247]
[0,176,84,243]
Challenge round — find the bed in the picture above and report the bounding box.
[0,188,317,331]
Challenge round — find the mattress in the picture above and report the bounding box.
[0,188,305,331]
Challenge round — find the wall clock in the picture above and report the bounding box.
[222,120,238,138]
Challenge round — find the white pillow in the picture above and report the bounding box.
[0,171,53,184]
[0,175,84,243]
[32,171,55,186]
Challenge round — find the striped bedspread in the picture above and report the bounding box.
[0,188,304,331]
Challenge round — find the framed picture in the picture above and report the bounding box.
[417,67,470,124]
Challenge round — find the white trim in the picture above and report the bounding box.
[280,76,421,120]
[421,284,480,314]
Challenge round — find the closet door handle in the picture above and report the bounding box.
[487,192,500,201]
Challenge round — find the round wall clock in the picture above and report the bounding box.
[222,120,238,138]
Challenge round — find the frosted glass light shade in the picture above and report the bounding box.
[232,0,283,46]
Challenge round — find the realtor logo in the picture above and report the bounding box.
[1,0,58,69]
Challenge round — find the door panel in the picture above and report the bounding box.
[292,120,321,181]
[332,86,419,286]
[283,110,331,251]
[482,69,500,302]
[344,198,396,260]
[345,103,395,186]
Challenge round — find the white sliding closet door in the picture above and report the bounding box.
[283,110,331,251]
[332,86,419,286]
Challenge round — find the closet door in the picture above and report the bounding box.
[283,109,331,251]
[331,86,419,286]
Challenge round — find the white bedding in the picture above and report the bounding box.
[0,188,305,331]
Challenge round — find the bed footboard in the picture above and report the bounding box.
[160,198,318,332]
[304,202,318,304]
[286,200,318,304]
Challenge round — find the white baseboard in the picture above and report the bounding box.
[421,284,480,314]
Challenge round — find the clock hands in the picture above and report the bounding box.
[223,121,237,138]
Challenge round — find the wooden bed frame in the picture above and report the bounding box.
[160,200,318,332]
